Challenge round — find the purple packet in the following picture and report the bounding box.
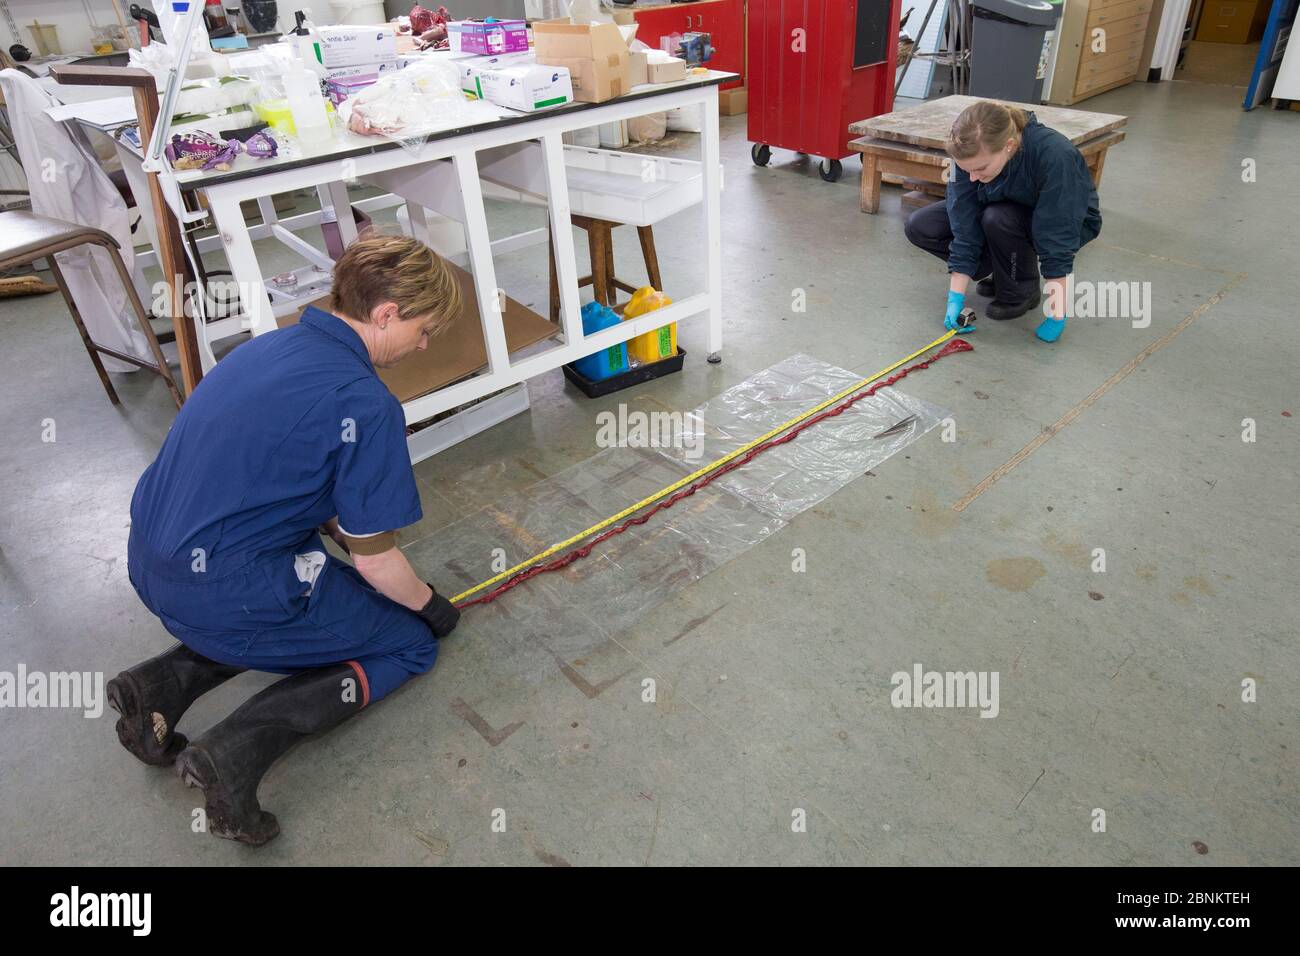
[201,139,242,171]
[243,130,279,159]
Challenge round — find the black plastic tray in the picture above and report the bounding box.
[562,348,686,398]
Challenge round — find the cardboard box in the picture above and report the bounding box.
[533,18,630,103]
[282,263,559,404]
[1194,1,1270,43]
[628,50,649,87]
[457,52,535,98]
[719,86,747,115]
[646,56,686,84]
[324,60,398,82]
[479,63,573,112]
[315,26,398,69]
[448,19,529,56]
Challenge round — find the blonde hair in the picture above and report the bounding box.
[946,101,1028,160]
[330,233,461,336]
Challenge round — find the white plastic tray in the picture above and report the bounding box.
[477,143,711,227]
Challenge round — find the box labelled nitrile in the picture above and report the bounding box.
[448,19,529,55]
[534,18,630,102]
[563,348,686,398]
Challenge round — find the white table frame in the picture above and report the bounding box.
[184,76,728,428]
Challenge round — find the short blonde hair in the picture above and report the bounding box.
[946,101,1028,160]
[330,233,460,335]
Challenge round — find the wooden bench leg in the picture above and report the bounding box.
[859,154,881,214]
[1089,149,1108,188]
[637,225,663,292]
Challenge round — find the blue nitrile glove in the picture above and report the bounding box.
[944,289,970,333]
[1036,316,1067,343]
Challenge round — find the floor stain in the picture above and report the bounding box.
[1183,575,1216,596]
[1042,530,1090,568]
[1171,591,1192,606]
[987,557,1046,592]
[1192,840,1209,855]
[912,488,959,537]
[413,831,449,856]
[1135,564,1158,581]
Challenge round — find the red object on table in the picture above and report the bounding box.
[631,0,744,90]
[747,0,901,178]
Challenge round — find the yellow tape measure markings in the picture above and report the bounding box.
[450,330,957,604]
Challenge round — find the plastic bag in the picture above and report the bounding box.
[344,61,491,139]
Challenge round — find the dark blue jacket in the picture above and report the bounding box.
[945,113,1102,278]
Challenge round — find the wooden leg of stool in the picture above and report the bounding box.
[603,225,618,306]
[47,255,120,406]
[589,222,611,306]
[637,225,662,292]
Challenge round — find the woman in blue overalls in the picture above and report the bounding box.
[110,235,462,846]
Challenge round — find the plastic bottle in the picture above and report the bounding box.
[283,69,331,146]
[622,286,676,365]
[291,11,328,79]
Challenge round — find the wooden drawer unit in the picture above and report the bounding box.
[1048,0,1155,105]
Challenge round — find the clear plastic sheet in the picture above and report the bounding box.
[402,355,950,679]
[657,353,949,521]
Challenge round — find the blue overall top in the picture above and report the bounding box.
[945,112,1102,280]
[129,306,421,583]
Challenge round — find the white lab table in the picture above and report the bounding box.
[165,72,732,445]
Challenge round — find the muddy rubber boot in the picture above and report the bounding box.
[106,644,246,766]
[175,664,364,846]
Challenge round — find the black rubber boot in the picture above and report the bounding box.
[107,644,246,767]
[986,290,1041,320]
[175,664,364,846]
[975,275,995,298]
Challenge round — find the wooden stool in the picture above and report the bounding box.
[548,214,663,321]
[0,209,183,409]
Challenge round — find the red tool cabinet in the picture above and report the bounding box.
[747,0,901,181]
[631,0,745,90]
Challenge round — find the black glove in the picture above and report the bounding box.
[418,585,460,638]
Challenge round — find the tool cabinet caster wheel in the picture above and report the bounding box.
[751,143,771,167]
[707,351,722,364]
[819,159,842,182]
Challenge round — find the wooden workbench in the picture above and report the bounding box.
[847,95,1128,214]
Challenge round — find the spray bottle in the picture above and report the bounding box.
[290,10,328,79]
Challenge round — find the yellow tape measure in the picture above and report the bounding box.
[450,329,957,605]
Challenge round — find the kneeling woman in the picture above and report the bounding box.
[905,100,1102,343]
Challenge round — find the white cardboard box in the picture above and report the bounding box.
[315,27,398,69]
[479,63,574,112]
[458,52,536,97]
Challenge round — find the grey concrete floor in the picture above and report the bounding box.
[1,77,1296,866]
